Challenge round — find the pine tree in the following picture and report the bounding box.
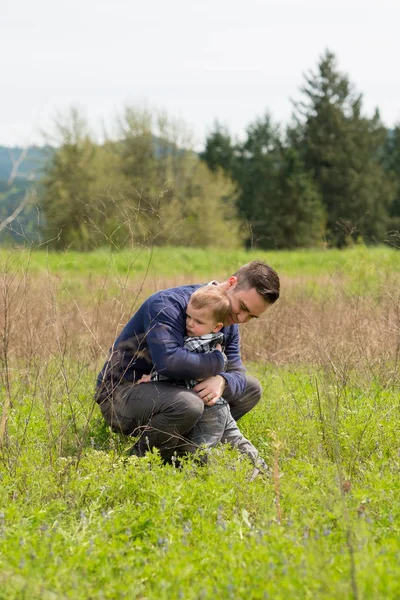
[200,123,236,175]
[290,50,394,246]
[382,125,400,241]
[202,114,325,249]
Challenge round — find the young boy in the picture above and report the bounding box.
[139,286,268,473]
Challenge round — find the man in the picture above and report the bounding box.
[96,260,280,461]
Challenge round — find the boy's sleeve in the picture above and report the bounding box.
[219,326,247,400]
[143,293,226,380]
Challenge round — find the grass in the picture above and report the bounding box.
[1,366,400,599]
[0,245,400,598]
[0,243,399,281]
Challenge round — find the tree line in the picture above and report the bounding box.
[39,108,241,250]
[5,50,400,250]
[201,50,400,249]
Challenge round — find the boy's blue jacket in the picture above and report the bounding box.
[97,284,247,401]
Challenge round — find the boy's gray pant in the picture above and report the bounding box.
[187,402,265,467]
[97,375,262,461]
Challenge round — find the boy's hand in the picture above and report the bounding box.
[215,343,222,352]
[193,375,225,405]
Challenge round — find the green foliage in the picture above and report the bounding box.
[202,51,399,250]
[200,122,236,174]
[4,48,400,252]
[41,109,100,249]
[40,109,131,250]
[1,364,400,598]
[202,115,326,249]
[0,245,398,286]
[382,125,400,246]
[39,108,242,251]
[235,114,284,247]
[290,50,395,246]
[4,50,400,252]
[116,108,242,248]
[249,145,326,249]
[0,247,400,597]
[158,157,242,248]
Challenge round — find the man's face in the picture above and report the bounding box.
[186,302,222,337]
[224,280,270,326]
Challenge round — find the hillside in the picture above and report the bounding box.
[0,145,51,181]
[0,146,51,244]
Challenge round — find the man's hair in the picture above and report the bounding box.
[189,286,230,323]
[233,261,280,304]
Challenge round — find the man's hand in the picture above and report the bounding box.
[193,375,226,406]
[136,374,152,384]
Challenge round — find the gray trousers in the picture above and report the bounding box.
[97,375,262,462]
[187,401,267,468]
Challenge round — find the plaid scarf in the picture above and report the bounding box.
[184,332,224,353]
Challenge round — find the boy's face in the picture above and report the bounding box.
[186,301,223,337]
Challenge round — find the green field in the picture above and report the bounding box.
[1,244,399,279]
[0,246,399,599]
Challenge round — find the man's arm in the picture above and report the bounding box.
[144,293,226,380]
[217,325,247,399]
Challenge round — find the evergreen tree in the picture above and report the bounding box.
[235,114,282,247]
[290,50,394,246]
[202,114,325,249]
[200,123,236,175]
[382,125,400,239]
[268,148,325,249]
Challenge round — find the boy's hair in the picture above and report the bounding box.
[233,261,280,304]
[189,286,230,324]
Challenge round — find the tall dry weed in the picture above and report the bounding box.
[1,268,399,379]
[0,258,398,468]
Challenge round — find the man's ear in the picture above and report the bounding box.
[219,276,237,291]
[212,322,224,333]
[226,276,237,289]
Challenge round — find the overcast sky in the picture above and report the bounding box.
[2,0,399,148]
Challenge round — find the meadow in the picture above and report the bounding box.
[0,245,399,599]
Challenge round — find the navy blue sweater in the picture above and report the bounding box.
[97,284,247,400]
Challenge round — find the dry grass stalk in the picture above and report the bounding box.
[270,430,284,524]
[0,270,398,380]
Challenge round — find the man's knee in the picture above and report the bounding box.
[229,375,262,422]
[245,375,262,407]
[98,385,205,437]
[168,391,204,431]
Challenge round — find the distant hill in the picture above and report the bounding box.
[0,146,52,245]
[0,145,52,182]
